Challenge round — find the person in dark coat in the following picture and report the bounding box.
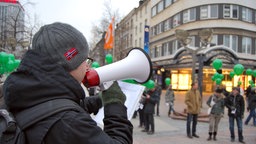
[3,22,133,144]
[244,87,256,126]
[155,84,162,116]
[225,87,245,143]
[141,86,158,135]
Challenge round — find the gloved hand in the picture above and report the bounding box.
[165,103,169,106]
[101,81,126,106]
[82,96,102,115]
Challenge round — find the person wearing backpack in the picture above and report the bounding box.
[2,22,133,144]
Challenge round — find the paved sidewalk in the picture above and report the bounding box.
[132,91,256,144]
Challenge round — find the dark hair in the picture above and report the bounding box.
[215,88,223,93]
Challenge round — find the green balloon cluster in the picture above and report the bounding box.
[249,80,255,87]
[105,54,113,64]
[0,52,20,74]
[165,78,171,86]
[211,72,224,85]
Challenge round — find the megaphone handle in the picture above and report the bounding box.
[100,81,114,90]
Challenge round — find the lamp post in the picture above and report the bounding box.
[175,29,213,83]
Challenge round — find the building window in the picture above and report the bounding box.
[173,13,181,27]
[163,42,170,56]
[242,37,252,54]
[157,1,164,13]
[211,35,218,46]
[223,35,238,52]
[242,7,252,22]
[200,5,218,19]
[151,6,157,17]
[183,8,196,23]
[223,5,238,19]
[139,37,142,48]
[164,18,171,31]
[170,40,178,54]
[155,45,162,57]
[150,47,156,58]
[165,0,172,8]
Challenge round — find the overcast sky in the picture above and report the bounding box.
[26,0,140,42]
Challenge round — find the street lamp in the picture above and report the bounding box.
[175,29,213,83]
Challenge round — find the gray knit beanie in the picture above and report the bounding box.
[32,22,88,71]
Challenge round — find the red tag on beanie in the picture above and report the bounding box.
[64,47,78,60]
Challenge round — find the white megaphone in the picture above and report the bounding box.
[82,48,152,88]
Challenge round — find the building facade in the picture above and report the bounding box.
[149,0,256,92]
[114,0,151,60]
[0,0,25,53]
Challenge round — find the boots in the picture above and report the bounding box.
[213,132,217,141]
[207,132,212,141]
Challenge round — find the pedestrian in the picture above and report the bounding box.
[225,87,245,143]
[206,88,225,141]
[185,81,202,138]
[3,22,133,144]
[165,84,175,117]
[141,86,158,135]
[244,87,256,126]
[245,85,252,107]
[137,91,147,128]
[155,84,162,116]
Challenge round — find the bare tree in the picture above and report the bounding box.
[88,0,122,49]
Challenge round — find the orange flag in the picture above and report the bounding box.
[104,18,114,50]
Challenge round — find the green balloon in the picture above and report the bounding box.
[252,70,256,77]
[215,78,222,85]
[211,76,215,81]
[233,64,244,75]
[8,54,15,61]
[212,59,222,70]
[0,66,5,74]
[246,69,252,75]
[229,71,235,78]
[249,80,253,84]
[105,54,113,64]
[165,78,171,86]
[13,59,21,69]
[251,83,255,87]
[6,60,15,72]
[0,52,9,65]
[219,74,224,80]
[237,81,242,86]
[213,72,220,79]
[143,80,155,89]
[91,61,100,68]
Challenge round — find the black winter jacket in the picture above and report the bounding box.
[224,93,245,118]
[3,50,133,144]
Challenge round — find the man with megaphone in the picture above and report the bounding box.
[3,22,133,144]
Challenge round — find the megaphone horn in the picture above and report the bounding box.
[83,48,152,87]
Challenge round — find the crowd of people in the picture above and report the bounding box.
[133,80,255,144]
